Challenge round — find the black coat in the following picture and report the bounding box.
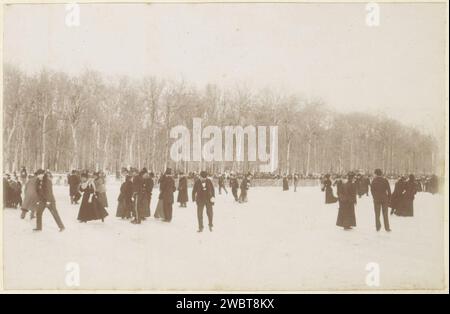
[323,178,338,204]
[192,178,215,205]
[159,175,176,204]
[77,182,108,222]
[370,176,391,203]
[177,176,189,203]
[336,181,357,228]
[116,181,133,218]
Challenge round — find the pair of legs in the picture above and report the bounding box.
[374,200,391,231]
[35,202,65,231]
[197,202,213,232]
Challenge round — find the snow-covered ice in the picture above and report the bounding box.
[2,182,446,291]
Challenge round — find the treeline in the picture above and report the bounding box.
[3,63,441,175]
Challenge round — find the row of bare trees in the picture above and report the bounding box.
[3,63,441,175]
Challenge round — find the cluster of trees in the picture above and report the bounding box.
[3,63,441,175]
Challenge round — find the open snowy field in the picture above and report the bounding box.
[2,183,447,291]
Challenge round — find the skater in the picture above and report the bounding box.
[322,174,338,204]
[159,168,176,222]
[20,166,28,187]
[116,175,133,219]
[141,169,154,218]
[370,169,391,232]
[130,168,144,224]
[357,174,370,198]
[396,174,417,217]
[77,172,108,223]
[293,173,299,192]
[239,174,250,203]
[218,174,228,195]
[94,171,108,209]
[68,170,81,204]
[20,173,39,219]
[33,169,65,232]
[282,174,289,191]
[336,172,357,230]
[390,176,406,215]
[177,172,188,207]
[192,171,215,232]
[229,173,239,201]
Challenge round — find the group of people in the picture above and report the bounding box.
[320,170,440,232]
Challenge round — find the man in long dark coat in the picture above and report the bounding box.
[239,174,250,203]
[159,168,176,222]
[370,169,392,232]
[192,171,215,232]
[336,172,357,230]
[34,169,65,232]
[282,174,289,191]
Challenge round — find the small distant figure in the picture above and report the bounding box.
[218,174,228,195]
[293,173,299,192]
[159,168,176,222]
[229,173,239,202]
[282,174,289,191]
[177,172,188,208]
[322,174,338,204]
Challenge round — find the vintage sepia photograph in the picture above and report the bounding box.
[1,1,448,294]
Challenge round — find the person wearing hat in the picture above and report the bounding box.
[229,173,239,202]
[141,169,154,218]
[336,172,357,230]
[397,174,417,217]
[33,169,65,232]
[218,173,228,195]
[239,174,251,203]
[192,171,215,232]
[370,169,392,232]
[159,168,176,222]
[390,175,406,215]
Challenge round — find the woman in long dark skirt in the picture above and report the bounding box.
[141,170,154,218]
[282,175,289,191]
[397,174,417,217]
[336,172,357,230]
[177,173,189,207]
[77,173,109,223]
[116,175,133,219]
[390,176,406,215]
[322,174,338,204]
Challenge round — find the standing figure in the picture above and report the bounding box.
[130,168,144,224]
[390,176,406,215]
[20,166,28,188]
[141,169,154,218]
[229,173,239,202]
[370,169,392,232]
[322,174,338,204]
[68,170,81,204]
[94,171,108,209]
[397,174,417,217]
[357,174,370,198]
[20,174,39,219]
[293,173,299,192]
[282,174,289,191]
[33,169,65,232]
[218,174,228,195]
[336,172,357,230]
[116,175,133,219]
[177,172,188,207]
[192,171,215,232]
[77,173,108,223]
[159,168,176,222]
[239,174,250,203]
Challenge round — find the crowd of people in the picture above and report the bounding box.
[3,165,441,234]
[317,171,440,232]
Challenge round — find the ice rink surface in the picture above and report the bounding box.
[3,182,446,291]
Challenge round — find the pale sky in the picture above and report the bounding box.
[3,3,447,139]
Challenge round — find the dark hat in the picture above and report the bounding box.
[35,169,45,175]
[200,171,208,178]
[165,168,172,175]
